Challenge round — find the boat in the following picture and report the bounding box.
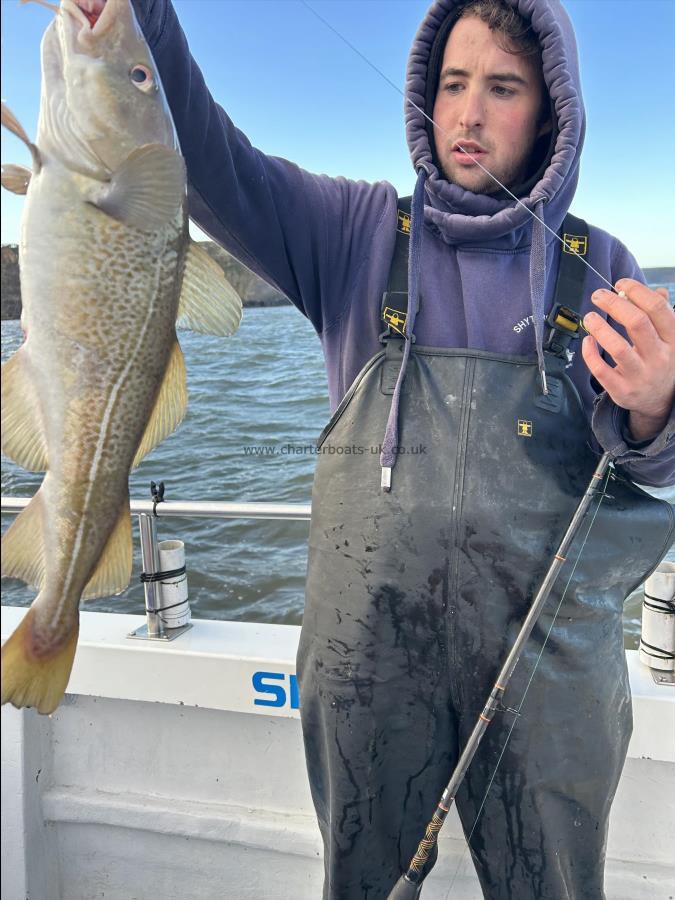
[1,496,674,900]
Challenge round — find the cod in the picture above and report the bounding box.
[1,0,242,713]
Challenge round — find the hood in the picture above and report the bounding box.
[405,0,584,245]
[379,0,584,483]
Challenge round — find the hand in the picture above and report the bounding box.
[582,279,675,442]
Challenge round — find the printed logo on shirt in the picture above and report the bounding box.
[517,419,533,438]
[383,307,407,335]
[562,233,588,256]
[397,209,411,235]
[513,315,534,334]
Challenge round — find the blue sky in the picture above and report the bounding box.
[2,0,674,266]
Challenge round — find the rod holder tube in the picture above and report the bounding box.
[138,513,163,637]
[156,539,190,628]
[640,561,675,672]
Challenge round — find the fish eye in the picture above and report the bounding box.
[130,64,156,92]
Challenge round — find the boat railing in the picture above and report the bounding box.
[1,494,311,641]
[0,495,311,520]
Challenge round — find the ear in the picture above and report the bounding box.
[537,117,553,139]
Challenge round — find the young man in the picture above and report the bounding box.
[132,1,674,897]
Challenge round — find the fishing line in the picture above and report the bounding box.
[299,0,621,296]
[441,465,611,899]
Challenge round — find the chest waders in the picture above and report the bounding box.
[296,200,674,900]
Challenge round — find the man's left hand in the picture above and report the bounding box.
[581,278,675,442]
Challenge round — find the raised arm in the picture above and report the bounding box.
[131,0,395,333]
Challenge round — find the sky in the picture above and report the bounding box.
[1,0,674,266]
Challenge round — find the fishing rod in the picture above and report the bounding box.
[387,450,612,899]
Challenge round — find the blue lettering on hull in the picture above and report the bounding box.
[252,671,300,709]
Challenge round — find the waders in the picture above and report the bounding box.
[297,200,674,899]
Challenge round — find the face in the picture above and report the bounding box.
[432,16,551,194]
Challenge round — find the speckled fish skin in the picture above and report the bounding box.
[1,0,209,713]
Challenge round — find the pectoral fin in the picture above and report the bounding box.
[132,339,188,468]
[177,241,243,336]
[88,143,185,232]
[82,497,133,600]
[1,350,49,472]
[1,164,31,194]
[1,102,41,172]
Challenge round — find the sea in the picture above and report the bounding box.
[1,303,673,649]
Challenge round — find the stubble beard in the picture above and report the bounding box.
[440,151,527,195]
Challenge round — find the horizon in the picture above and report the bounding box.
[2,0,674,267]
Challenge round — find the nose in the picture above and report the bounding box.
[458,87,484,130]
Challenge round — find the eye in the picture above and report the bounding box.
[130,64,156,92]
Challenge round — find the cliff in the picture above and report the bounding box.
[1,242,671,320]
[0,241,290,319]
[1,245,22,320]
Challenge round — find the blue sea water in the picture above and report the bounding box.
[1,309,327,624]
[1,301,673,646]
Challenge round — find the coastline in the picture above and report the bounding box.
[1,243,671,320]
[0,241,291,319]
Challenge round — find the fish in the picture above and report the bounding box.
[1,0,242,714]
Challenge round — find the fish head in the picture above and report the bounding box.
[39,0,177,175]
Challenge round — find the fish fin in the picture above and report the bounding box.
[1,102,41,172]
[1,492,46,589]
[89,143,185,232]
[1,350,49,472]
[82,497,133,600]
[1,607,79,715]
[1,164,31,194]
[177,241,243,336]
[21,1,61,14]
[131,340,187,469]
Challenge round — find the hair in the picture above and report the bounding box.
[457,0,540,58]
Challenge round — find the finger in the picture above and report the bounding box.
[583,310,643,374]
[581,334,624,398]
[614,278,675,342]
[590,288,661,353]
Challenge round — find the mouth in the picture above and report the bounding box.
[61,0,110,34]
[76,0,106,27]
[451,140,487,165]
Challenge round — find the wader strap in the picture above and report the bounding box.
[382,208,590,337]
[381,196,412,338]
[379,207,591,400]
[535,214,591,411]
[555,213,590,309]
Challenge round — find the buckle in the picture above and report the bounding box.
[544,303,583,364]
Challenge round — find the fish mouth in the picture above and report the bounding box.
[61,0,114,36]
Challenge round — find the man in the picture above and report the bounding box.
[132,0,674,897]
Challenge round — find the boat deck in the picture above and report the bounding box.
[2,607,674,900]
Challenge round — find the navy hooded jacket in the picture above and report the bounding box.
[132,0,674,487]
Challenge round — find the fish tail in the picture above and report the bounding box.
[1,607,79,715]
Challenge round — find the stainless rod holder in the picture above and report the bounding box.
[139,513,163,637]
[127,512,192,642]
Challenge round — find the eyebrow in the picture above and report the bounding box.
[439,66,529,87]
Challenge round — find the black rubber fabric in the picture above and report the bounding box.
[297,345,673,900]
